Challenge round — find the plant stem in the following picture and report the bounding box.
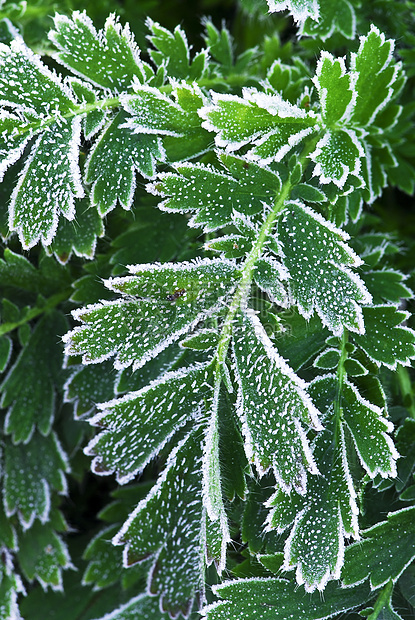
[0,288,72,337]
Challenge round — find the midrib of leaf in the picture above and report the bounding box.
[215,136,319,371]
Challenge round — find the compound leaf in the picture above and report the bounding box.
[3,432,69,529]
[49,12,146,92]
[200,89,318,163]
[276,201,372,335]
[1,311,68,443]
[149,153,281,231]
[313,53,355,126]
[64,259,240,371]
[342,506,415,589]
[232,310,322,495]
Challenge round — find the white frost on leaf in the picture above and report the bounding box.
[266,0,320,25]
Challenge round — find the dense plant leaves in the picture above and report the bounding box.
[149,153,281,231]
[0,311,67,443]
[0,551,25,620]
[232,309,321,495]
[49,12,146,91]
[275,201,371,334]
[64,258,240,370]
[342,506,415,589]
[202,577,373,619]
[353,306,415,369]
[2,432,69,529]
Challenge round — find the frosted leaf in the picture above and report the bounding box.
[202,577,372,620]
[313,53,356,126]
[84,363,211,484]
[361,269,413,305]
[0,38,74,117]
[1,312,68,444]
[3,432,69,530]
[342,506,415,589]
[301,0,356,40]
[9,115,84,249]
[146,18,208,80]
[121,85,198,137]
[85,111,165,215]
[276,200,372,335]
[0,112,33,182]
[45,198,104,264]
[202,380,231,573]
[69,78,107,140]
[350,25,402,129]
[64,360,116,419]
[253,256,289,306]
[0,335,12,373]
[0,553,25,620]
[200,89,318,162]
[113,429,208,618]
[266,0,319,25]
[149,153,281,231]
[64,259,240,371]
[49,12,146,92]
[232,309,321,495]
[310,129,364,188]
[17,522,72,591]
[88,593,173,620]
[354,306,415,369]
[268,399,359,591]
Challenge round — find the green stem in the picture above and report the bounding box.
[366,579,394,620]
[0,288,72,337]
[215,137,318,372]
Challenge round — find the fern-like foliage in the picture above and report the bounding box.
[1,2,415,619]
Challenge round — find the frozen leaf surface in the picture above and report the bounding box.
[301,0,356,40]
[232,309,321,494]
[342,506,415,589]
[49,12,146,91]
[149,153,281,231]
[266,0,319,24]
[202,577,372,620]
[64,259,240,371]
[3,432,69,529]
[276,201,371,334]
[113,429,210,617]
[85,363,211,483]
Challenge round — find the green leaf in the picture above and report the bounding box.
[313,52,355,126]
[3,432,69,528]
[113,429,210,617]
[146,18,208,80]
[149,153,281,231]
[252,257,289,306]
[350,25,401,129]
[0,335,12,372]
[361,270,413,304]
[301,0,357,40]
[69,79,107,140]
[232,309,322,494]
[313,347,341,369]
[1,311,67,443]
[89,593,174,619]
[0,552,24,620]
[46,198,104,264]
[354,306,415,369]
[276,201,372,335]
[310,129,364,188]
[85,111,164,215]
[49,11,146,92]
[64,259,240,370]
[200,89,318,163]
[64,360,116,418]
[180,329,219,351]
[202,577,373,620]
[342,506,415,589]
[17,522,72,590]
[84,363,211,483]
